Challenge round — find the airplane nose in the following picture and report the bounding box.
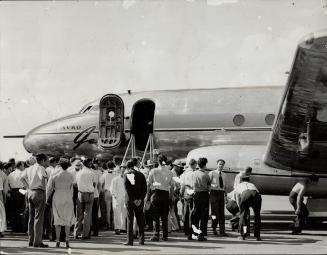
[23,121,59,154]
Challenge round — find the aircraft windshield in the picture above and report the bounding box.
[79,105,93,114]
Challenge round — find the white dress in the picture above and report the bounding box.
[47,169,75,226]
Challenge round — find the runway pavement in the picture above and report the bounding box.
[1,196,327,255]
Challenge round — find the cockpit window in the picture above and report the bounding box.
[79,105,93,114]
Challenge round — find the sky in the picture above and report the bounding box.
[0,0,327,161]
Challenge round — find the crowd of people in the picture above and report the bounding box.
[0,152,319,248]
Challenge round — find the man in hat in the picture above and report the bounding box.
[234,173,262,241]
[123,160,147,245]
[20,153,49,248]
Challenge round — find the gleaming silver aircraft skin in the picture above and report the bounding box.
[23,86,282,160]
[22,32,327,199]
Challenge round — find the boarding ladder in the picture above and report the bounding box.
[122,133,157,167]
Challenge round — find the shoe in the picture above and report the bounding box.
[28,242,33,247]
[66,241,70,248]
[256,237,262,241]
[150,236,159,241]
[220,233,229,237]
[162,237,168,241]
[187,235,193,240]
[197,236,207,241]
[213,229,218,235]
[81,236,90,240]
[115,229,121,235]
[123,242,133,246]
[139,241,145,245]
[0,233,4,238]
[34,243,49,248]
[56,242,60,248]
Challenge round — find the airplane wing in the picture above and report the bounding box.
[264,32,327,173]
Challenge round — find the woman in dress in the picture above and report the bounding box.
[47,158,74,248]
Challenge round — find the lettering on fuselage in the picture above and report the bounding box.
[62,125,82,130]
[73,126,96,150]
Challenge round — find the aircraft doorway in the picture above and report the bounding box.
[130,99,155,151]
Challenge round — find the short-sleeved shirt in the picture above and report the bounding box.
[100,171,115,192]
[21,163,47,190]
[8,169,24,189]
[192,169,210,192]
[76,167,96,193]
[180,168,194,197]
[147,166,173,192]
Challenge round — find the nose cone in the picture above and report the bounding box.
[23,120,59,154]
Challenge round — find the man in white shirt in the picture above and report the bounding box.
[209,159,228,236]
[20,153,49,248]
[8,161,25,232]
[100,161,115,230]
[234,174,261,241]
[110,165,127,235]
[74,158,96,239]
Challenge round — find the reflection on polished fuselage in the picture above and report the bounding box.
[23,86,282,160]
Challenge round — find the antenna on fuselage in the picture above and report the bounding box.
[127,90,131,95]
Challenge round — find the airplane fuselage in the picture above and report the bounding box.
[23,86,283,160]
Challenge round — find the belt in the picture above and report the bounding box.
[78,191,94,194]
[31,188,45,192]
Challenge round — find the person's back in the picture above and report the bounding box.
[76,167,94,193]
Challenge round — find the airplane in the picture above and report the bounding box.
[5,31,327,216]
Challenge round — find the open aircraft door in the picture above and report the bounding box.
[98,94,124,149]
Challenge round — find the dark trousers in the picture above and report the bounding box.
[73,186,78,216]
[43,204,52,238]
[91,197,99,236]
[10,189,25,232]
[28,190,46,245]
[24,194,29,233]
[191,191,209,237]
[289,191,309,234]
[151,190,170,238]
[99,191,108,228]
[182,197,193,236]
[239,190,261,238]
[126,200,145,244]
[210,190,225,234]
[144,204,153,230]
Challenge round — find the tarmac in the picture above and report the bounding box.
[1,196,327,255]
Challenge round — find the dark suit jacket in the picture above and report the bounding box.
[124,168,147,203]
